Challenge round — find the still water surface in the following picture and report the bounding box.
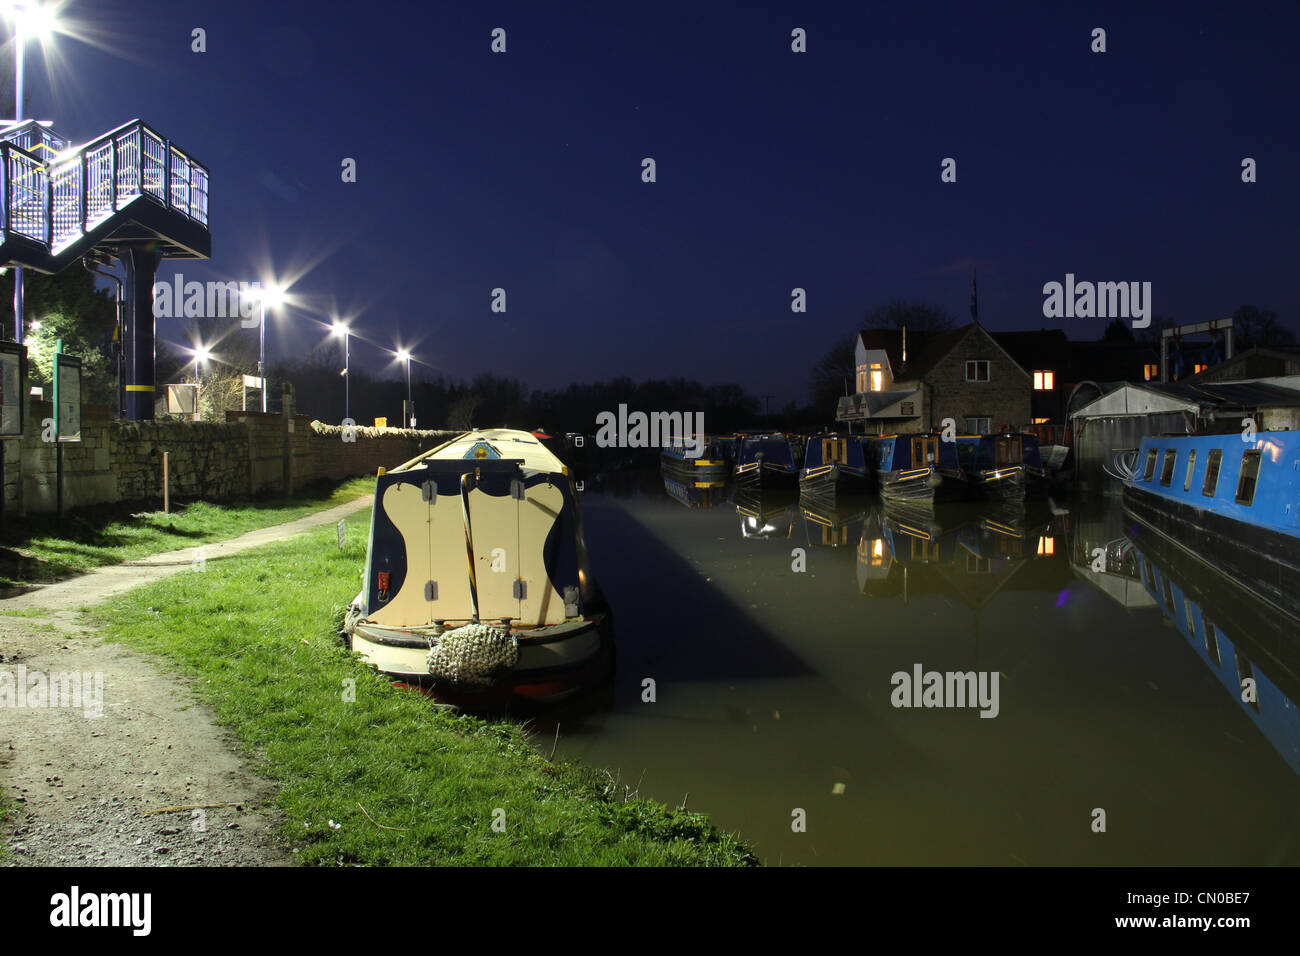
[550,467,1300,865]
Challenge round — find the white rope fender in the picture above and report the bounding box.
[426,623,519,686]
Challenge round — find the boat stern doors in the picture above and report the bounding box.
[364,461,578,628]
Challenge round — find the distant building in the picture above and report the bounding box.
[1184,345,1300,383]
[837,323,1029,434]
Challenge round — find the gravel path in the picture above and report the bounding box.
[0,496,371,866]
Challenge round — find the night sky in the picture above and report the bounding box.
[28,0,1300,405]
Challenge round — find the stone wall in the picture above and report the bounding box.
[2,393,459,517]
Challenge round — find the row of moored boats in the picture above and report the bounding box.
[660,430,1054,505]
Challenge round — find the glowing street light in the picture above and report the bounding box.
[249,282,286,412]
[395,347,413,427]
[4,0,62,345]
[330,320,350,423]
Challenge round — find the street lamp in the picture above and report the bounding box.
[330,320,350,423]
[396,348,412,427]
[252,283,285,412]
[192,343,210,421]
[4,0,60,345]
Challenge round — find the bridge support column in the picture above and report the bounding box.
[122,246,163,421]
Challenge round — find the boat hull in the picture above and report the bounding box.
[735,462,799,491]
[1123,483,1300,621]
[347,612,614,708]
[799,465,871,500]
[660,451,730,485]
[876,466,943,505]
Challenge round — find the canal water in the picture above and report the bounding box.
[550,466,1300,865]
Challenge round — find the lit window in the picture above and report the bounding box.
[1037,537,1055,556]
[965,360,990,382]
[1143,363,1159,381]
[1033,370,1055,390]
[870,363,883,392]
[1032,417,1050,424]
[1193,364,1207,375]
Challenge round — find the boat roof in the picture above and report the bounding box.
[391,428,568,474]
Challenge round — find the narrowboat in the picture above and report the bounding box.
[734,434,801,491]
[1122,431,1300,620]
[659,436,731,485]
[863,433,962,505]
[955,431,1048,501]
[799,433,872,499]
[342,428,613,707]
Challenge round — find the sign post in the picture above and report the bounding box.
[0,341,26,528]
[52,341,83,518]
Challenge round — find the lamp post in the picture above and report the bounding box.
[331,320,350,423]
[253,283,284,412]
[193,344,210,421]
[4,1,57,345]
[396,348,412,427]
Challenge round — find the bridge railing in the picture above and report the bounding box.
[1,119,209,253]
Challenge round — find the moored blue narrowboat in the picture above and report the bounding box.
[799,433,872,499]
[734,434,801,491]
[863,433,962,506]
[955,431,1048,501]
[1122,431,1300,620]
[659,436,731,485]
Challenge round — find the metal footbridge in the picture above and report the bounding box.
[0,118,212,418]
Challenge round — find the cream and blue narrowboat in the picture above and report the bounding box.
[955,431,1048,501]
[734,434,801,492]
[1122,431,1300,620]
[864,433,962,505]
[799,433,872,499]
[343,428,613,706]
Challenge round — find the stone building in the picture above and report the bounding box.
[837,323,1030,435]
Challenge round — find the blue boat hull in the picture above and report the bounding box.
[1124,482,1300,621]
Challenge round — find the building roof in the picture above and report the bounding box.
[856,329,930,371]
[1071,380,1300,419]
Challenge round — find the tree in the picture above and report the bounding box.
[5,266,119,406]
[1101,318,1133,342]
[1232,304,1296,348]
[808,334,856,409]
[863,300,956,333]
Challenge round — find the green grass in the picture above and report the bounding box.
[0,476,374,588]
[89,509,757,866]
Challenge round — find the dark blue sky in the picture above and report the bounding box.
[31,0,1300,404]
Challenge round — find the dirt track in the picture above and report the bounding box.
[0,497,370,866]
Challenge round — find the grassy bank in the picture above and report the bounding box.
[90,507,757,866]
[0,476,373,588]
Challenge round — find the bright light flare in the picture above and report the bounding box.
[395,348,411,363]
[193,344,212,363]
[7,1,59,42]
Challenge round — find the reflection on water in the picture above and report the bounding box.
[556,468,1300,865]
